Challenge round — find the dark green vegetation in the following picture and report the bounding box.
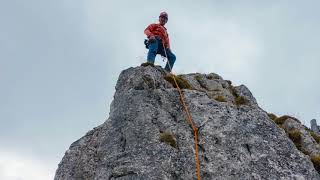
[288,129,302,150]
[164,74,192,90]
[269,112,320,172]
[206,74,214,80]
[311,132,320,144]
[235,96,249,106]
[214,95,226,102]
[274,115,298,125]
[194,74,202,82]
[159,131,177,149]
[311,155,320,174]
[267,113,277,121]
[228,86,249,106]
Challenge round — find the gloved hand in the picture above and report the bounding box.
[148,36,156,43]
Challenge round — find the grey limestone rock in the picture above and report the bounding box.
[55,65,320,180]
[283,118,320,156]
[311,119,320,136]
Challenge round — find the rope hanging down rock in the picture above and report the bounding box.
[161,42,201,180]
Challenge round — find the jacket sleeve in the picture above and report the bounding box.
[144,24,155,38]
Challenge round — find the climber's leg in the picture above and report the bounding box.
[147,39,159,64]
[164,49,176,72]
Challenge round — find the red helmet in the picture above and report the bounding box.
[159,12,168,19]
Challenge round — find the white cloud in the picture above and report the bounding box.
[0,149,53,180]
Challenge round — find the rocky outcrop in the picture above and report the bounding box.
[311,119,320,136]
[283,118,320,157]
[55,65,320,180]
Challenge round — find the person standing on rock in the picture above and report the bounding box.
[144,12,176,72]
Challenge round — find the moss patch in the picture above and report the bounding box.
[311,132,320,144]
[164,74,192,89]
[288,129,302,149]
[194,74,202,81]
[214,95,227,102]
[311,154,320,173]
[228,86,249,106]
[274,115,291,126]
[159,132,177,148]
[273,115,301,126]
[267,113,277,121]
[207,74,214,80]
[235,96,249,106]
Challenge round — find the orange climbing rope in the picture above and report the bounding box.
[161,42,201,180]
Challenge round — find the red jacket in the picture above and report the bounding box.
[144,23,170,48]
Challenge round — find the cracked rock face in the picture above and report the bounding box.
[55,65,320,180]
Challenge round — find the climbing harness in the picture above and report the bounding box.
[161,42,201,180]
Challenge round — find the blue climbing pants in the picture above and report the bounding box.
[147,38,176,72]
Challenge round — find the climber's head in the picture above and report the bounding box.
[159,12,168,25]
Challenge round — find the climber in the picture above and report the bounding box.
[144,12,176,72]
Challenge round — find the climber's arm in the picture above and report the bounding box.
[144,24,155,38]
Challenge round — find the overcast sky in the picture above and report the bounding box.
[1,0,320,179]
